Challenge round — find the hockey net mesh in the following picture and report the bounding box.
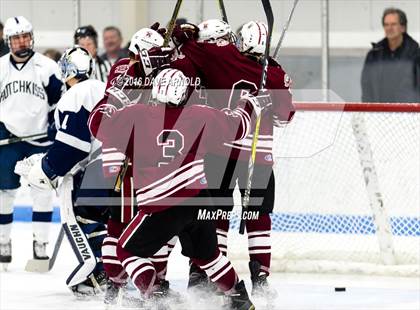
[227,108,420,276]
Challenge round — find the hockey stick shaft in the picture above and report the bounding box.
[48,225,65,270]
[163,0,183,47]
[218,0,229,23]
[273,0,299,59]
[0,132,48,146]
[239,0,274,234]
[114,0,183,192]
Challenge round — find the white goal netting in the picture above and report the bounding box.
[227,106,420,277]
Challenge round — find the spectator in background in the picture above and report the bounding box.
[74,25,111,82]
[0,21,10,57]
[361,8,420,103]
[43,48,62,62]
[100,26,128,65]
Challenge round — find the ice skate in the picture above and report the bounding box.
[224,280,255,310]
[70,270,107,298]
[249,260,278,299]
[33,240,49,260]
[158,279,185,304]
[187,263,218,295]
[0,240,12,271]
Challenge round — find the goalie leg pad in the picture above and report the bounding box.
[64,222,98,287]
[74,209,107,274]
[59,176,100,287]
[0,190,16,243]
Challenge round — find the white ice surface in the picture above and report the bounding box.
[1,223,419,310]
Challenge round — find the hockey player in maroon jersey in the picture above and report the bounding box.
[97,27,195,304]
[170,19,295,297]
[89,68,261,309]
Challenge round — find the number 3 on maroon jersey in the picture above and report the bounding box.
[157,130,185,166]
[227,80,258,109]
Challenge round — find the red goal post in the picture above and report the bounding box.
[293,101,420,112]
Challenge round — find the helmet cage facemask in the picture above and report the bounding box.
[59,46,93,83]
[8,31,34,58]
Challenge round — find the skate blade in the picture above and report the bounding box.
[25,258,50,272]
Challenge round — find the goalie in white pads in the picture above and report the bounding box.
[16,46,110,295]
[0,16,63,268]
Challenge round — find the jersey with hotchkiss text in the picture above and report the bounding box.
[0,52,63,144]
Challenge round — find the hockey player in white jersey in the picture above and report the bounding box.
[16,46,109,296]
[0,16,63,268]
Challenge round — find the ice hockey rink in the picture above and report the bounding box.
[1,0,420,309]
[0,221,418,310]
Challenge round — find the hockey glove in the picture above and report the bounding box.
[16,154,58,190]
[150,22,167,37]
[171,23,199,47]
[139,47,173,76]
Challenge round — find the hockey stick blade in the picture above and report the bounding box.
[239,0,274,234]
[25,225,65,272]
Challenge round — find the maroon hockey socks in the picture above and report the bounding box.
[192,249,238,292]
[246,213,271,275]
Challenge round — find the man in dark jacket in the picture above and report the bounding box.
[361,8,420,103]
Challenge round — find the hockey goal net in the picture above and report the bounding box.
[227,100,420,277]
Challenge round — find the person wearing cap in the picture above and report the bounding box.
[74,25,111,82]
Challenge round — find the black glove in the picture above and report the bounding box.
[171,23,199,47]
[150,22,167,37]
[140,47,174,76]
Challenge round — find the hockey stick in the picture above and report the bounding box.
[218,0,229,23]
[163,0,183,47]
[25,225,65,272]
[239,0,274,234]
[114,0,183,192]
[273,0,299,59]
[0,132,47,146]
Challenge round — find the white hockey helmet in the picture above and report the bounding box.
[128,28,164,56]
[237,21,268,55]
[3,16,34,57]
[197,19,233,43]
[152,69,189,106]
[59,46,95,83]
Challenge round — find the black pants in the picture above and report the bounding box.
[123,190,218,261]
[204,153,275,214]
